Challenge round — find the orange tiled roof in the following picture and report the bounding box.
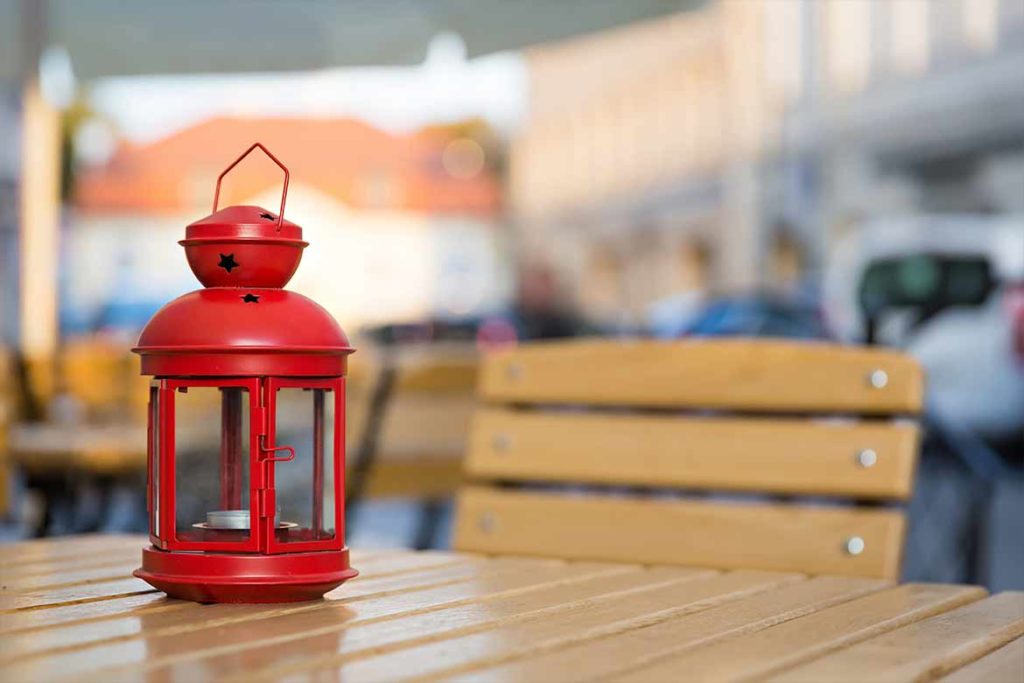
[74,117,500,216]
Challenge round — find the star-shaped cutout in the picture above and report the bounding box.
[241,293,260,303]
[218,253,239,273]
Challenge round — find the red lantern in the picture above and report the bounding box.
[132,143,357,603]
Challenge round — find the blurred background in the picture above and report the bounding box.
[0,0,1021,589]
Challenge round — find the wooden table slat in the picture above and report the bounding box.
[0,549,142,582]
[610,583,987,682]
[3,562,142,594]
[0,592,187,637]
[939,636,1024,683]
[446,575,891,683]
[342,550,476,578]
[1,577,156,612]
[0,534,141,565]
[769,592,1024,682]
[269,570,804,682]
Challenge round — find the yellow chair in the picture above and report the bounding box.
[9,340,148,477]
[454,339,923,579]
[60,339,150,423]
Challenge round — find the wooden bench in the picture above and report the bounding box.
[455,339,924,578]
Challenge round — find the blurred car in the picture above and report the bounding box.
[825,216,1024,444]
[359,316,520,351]
[908,283,1024,442]
[361,319,485,347]
[95,299,166,334]
[649,292,832,340]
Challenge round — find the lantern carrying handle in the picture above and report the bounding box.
[213,142,289,231]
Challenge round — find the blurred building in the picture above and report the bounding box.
[69,116,506,336]
[509,0,1024,327]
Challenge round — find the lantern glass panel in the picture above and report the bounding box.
[273,387,336,543]
[174,386,252,543]
[149,385,160,538]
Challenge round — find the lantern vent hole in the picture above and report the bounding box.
[217,253,240,273]
[241,293,261,303]
[260,212,275,220]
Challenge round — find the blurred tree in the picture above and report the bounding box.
[58,94,102,202]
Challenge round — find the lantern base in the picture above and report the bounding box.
[135,545,358,603]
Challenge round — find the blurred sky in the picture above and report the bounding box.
[85,33,525,149]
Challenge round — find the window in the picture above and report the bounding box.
[173,386,252,544]
[271,386,337,545]
[149,384,160,538]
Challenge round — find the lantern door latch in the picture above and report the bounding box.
[259,435,296,463]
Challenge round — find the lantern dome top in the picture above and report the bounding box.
[137,288,349,351]
[134,288,353,376]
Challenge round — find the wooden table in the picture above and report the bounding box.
[8,422,146,474]
[1,536,1021,682]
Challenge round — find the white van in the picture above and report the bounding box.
[824,216,1024,443]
